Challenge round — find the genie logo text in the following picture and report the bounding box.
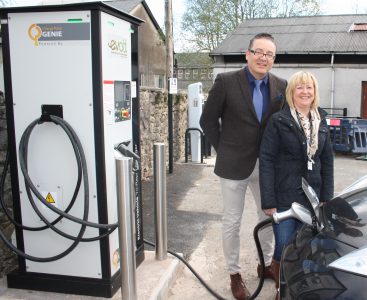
[28,22,90,46]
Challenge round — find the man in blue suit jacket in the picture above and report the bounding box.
[200,33,287,300]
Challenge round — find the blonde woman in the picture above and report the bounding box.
[259,71,334,297]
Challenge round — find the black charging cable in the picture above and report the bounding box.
[0,114,272,296]
[0,115,120,262]
[250,218,273,299]
[144,217,273,300]
[143,239,226,300]
[19,116,118,230]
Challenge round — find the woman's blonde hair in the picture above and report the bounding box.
[285,71,320,109]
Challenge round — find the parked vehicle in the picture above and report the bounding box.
[274,177,367,300]
[320,107,367,154]
[327,118,367,154]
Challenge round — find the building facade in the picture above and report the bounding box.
[211,15,367,118]
[173,52,213,94]
[110,0,167,89]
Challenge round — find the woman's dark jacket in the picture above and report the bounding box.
[259,104,334,210]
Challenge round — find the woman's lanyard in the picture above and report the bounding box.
[296,111,314,170]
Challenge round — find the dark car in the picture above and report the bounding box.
[275,177,367,300]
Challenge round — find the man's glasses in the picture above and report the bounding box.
[249,49,275,60]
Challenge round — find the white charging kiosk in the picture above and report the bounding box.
[188,82,204,163]
[1,2,144,297]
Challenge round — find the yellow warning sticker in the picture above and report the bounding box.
[45,192,56,204]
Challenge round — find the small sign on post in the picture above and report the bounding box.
[169,78,177,94]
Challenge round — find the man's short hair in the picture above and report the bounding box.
[248,33,276,50]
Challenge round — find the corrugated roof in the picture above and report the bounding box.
[212,14,367,55]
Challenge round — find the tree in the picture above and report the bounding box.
[181,0,321,51]
[0,0,17,6]
[276,0,321,17]
[179,0,230,52]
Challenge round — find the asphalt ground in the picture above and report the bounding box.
[1,153,367,300]
[142,153,367,300]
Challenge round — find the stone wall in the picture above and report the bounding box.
[140,88,188,179]
[0,91,17,277]
[0,88,188,277]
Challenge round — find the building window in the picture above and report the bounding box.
[208,70,213,79]
[178,69,183,79]
[193,69,198,79]
[140,73,147,87]
[200,69,207,79]
[154,74,164,89]
[185,69,191,80]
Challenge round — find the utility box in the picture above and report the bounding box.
[1,2,144,297]
[188,82,204,162]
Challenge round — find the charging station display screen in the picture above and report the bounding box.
[114,81,131,122]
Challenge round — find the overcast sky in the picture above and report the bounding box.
[147,0,367,51]
[11,0,367,28]
[9,0,367,51]
[146,0,367,27]
[321,0,367,14]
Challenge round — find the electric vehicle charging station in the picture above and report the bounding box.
[1,2,144,297]
[188,82,204,163]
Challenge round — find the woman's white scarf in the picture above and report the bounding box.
[290,107,321,163]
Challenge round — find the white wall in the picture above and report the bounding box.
[333,68,366,118]
[272,66,332,109]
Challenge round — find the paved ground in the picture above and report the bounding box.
[1,153,367,300]
[139,153,367,300]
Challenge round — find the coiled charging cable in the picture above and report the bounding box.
[0,114,272,297]
[0,115,118,262]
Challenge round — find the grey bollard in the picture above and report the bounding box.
[115,157,137,300]
[154,143,167,260]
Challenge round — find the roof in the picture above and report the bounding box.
[108,0,161,32]
[212,14,367,55]
[107,0,141,12]
[0,1,143,25]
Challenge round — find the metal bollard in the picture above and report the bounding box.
[115,157,137,300]
[154,143,167,260]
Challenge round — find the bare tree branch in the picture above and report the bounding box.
[181,0,321,51]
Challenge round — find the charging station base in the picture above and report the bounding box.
[7,246,145,298]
